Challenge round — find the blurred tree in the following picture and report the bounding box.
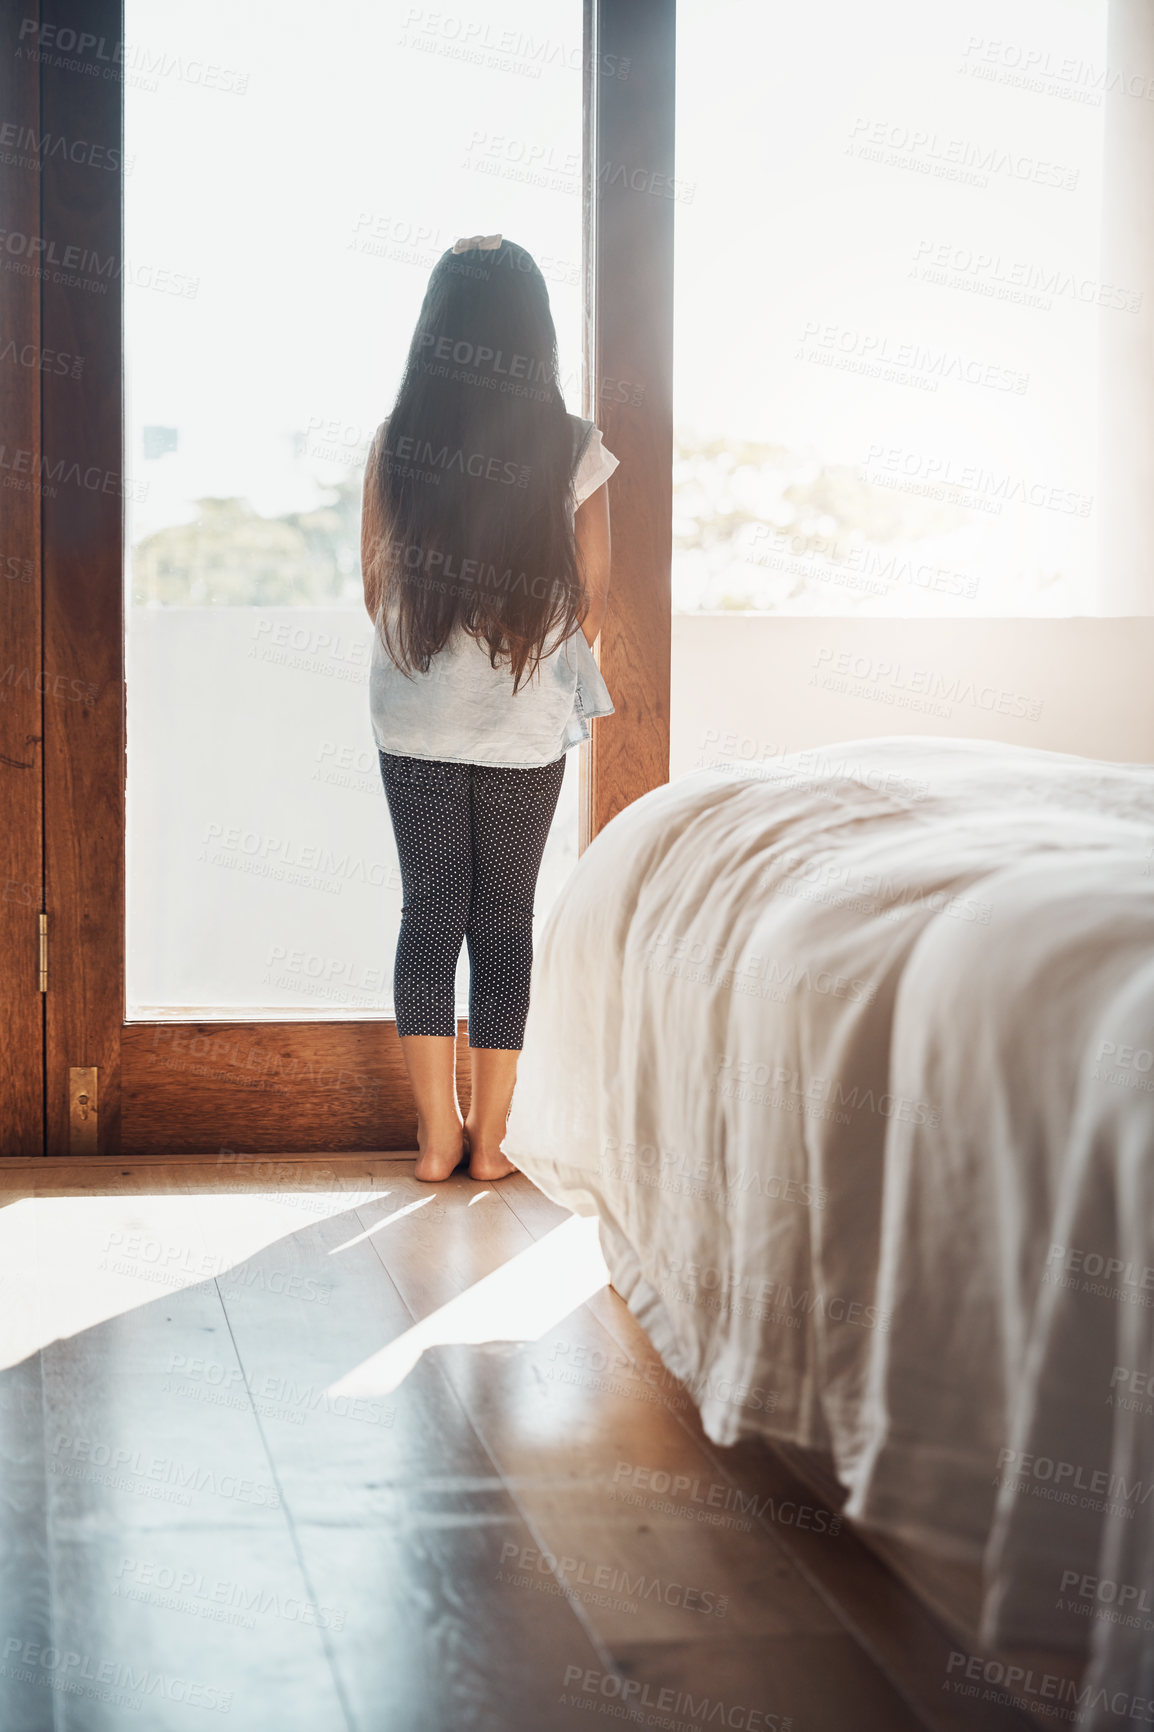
[131,472,364,606]
[131,438,976,612]
[673,428,973,613]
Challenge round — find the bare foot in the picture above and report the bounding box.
[413,1120,466,1183]
[463,1121,517,1182]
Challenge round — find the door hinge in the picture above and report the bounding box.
[38,911,48,992]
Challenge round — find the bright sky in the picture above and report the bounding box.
[676,0,1106,448]
[672,0,1107,610]
[126,0,585,535]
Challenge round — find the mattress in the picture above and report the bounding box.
[505,735,1154,1729]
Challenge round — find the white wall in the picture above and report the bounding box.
[1098,0,1154,612]
[671,615,1154,779]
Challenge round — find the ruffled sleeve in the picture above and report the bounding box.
[573,424,620,509]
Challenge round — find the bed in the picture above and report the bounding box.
[504,735,1154,1731]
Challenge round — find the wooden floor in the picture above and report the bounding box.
[0,1156,1040,1732]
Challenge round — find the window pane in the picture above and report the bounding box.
[125,0,583,1016]
[674,0,1107,617]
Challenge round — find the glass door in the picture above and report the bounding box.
[124,0,585,1022]
[28,0,669,1156]
[28,0,587,1155]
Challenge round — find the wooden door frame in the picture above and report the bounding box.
[581,0,674,845]
[2,0,673,1159]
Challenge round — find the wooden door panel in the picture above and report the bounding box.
[0,10,43,1157]
[120,1019,473,1155]
[39,0,124,1155]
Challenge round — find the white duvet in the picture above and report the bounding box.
[505,736,1154,1728]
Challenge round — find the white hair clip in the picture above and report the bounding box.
[452,233,502,254]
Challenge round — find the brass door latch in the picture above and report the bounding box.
[69,1067,99,1155]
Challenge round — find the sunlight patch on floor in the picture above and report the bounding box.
[0,1188,384,1369]
[328,1194,434,1251]
[328,1214,609,1397]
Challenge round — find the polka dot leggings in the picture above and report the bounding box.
[378,750,566,1049]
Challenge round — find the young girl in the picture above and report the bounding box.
[361,234,619,1184]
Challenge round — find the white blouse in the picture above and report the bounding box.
[367,413,619,768]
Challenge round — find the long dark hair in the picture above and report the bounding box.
[367,238,585,693]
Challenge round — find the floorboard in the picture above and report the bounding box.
[2,1195,349,1730]
[206,1191,617,1729]
[0,1158,1046,1731]
[496,1173,1044,1732]
[353,1174,936,1730]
